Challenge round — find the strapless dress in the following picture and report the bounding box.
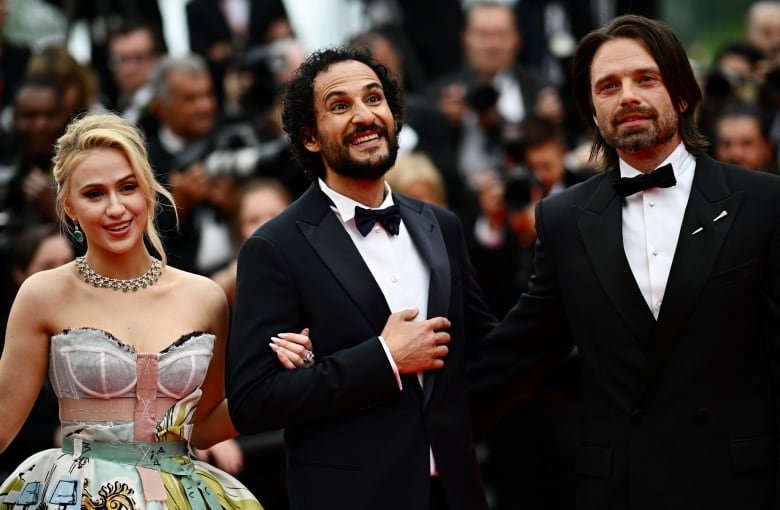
[0,327,262,510]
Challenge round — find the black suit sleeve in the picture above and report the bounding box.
[226,233,401,434]
[467,198,572,433]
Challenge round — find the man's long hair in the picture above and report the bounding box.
[281,47,404,180]
[571,15,709,170]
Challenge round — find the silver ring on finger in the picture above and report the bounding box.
[302,349,315,367]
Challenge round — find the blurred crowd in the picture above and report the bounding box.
[1,0,778,508]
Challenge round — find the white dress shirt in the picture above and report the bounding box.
[318,178,431,379]
[620,143,695,318]
[318,178,438,473]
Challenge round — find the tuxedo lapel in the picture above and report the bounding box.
[654,157,742,348]
[630,156,742,406]
[396,195,451,319]
[396,195,451,407]
[296,186,391,334]
[575,172,656,345]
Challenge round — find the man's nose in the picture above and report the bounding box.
[619,80,642,105]
[352,101,375,124]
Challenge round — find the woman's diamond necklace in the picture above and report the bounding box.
[75,256,162,292]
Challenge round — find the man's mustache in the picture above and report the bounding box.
[343,123,387,144]
[612,106,657,125]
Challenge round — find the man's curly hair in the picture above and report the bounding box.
[281,46,404,180]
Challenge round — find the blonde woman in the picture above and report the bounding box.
[0,112,309,510]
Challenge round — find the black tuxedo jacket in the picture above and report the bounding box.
[227,184,496,510]
[473,155,780,509]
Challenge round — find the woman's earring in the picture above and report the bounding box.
[73,222,84,243]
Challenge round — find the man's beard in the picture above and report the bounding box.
[601,105,678,153]
[319,123,400,181]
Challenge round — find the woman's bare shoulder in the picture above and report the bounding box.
[162,265,227,307]
[159,265,228,334]
[11,263,79,331]
[16,263,78,303]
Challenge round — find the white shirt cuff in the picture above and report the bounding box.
[377,335,403,390]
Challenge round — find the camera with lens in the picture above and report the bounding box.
[170,41,293,180]
[705,68,739,104]
[502,171,534,212]
[170,125,287,180]
[464,82,500,115]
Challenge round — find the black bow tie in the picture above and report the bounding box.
[613,163,676,197]
[354,204,401,236]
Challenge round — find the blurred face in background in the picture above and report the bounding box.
[524,140,566,193]
[26,235,73,277]
[110,28,159,96]
[12,84,67,158]
[239,186,290,240]
[748,2,780,58]
[463,4,521,78]
[366,37,404,84]
[158,70,216,140]
[12,233,74,286]
[715,114,774,171]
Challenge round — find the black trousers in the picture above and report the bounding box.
[430,477,448,510]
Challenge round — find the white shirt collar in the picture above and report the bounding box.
[618,142,694,182]
[159,125,188,155]
[317,178,395,223]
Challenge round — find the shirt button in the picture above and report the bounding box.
[649,202,655,207]
[652,251,658,256]
[390,274,399,283]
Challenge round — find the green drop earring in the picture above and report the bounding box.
[73,222,84,243]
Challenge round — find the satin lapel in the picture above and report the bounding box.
[574,172,656,345]
[632,157,741,406]
[397,195,450,407]
[297,186,390,333]
[655,158,742,343]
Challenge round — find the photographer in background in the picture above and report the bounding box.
[430,1,563,195]
[149,44,310,275]
[186,0,290,107]
[468,167,536,317]
[0,77,69,239]
[467,116,587,317]
[146,54,226,274]
[699,38,780,173]
[200,39,308,200]
[698,41,766,147]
